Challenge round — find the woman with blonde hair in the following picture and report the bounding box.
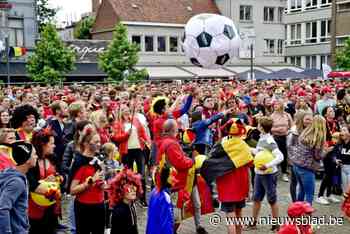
[290,115,327,205]
[271,98,293,182]
[287,110,313,202]
[111,105,150,206]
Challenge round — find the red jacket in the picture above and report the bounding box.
[97,127,110,145]
[111,118,150,156]
[157,136,193,191]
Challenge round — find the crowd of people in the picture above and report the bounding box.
[0,78,349,234]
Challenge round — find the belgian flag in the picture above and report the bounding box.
[200,136,253,184]
[8,47,27,57]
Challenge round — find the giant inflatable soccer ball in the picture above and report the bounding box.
[183,14,241,69]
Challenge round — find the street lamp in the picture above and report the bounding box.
[249,43,254,81]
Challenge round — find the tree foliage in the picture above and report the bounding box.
[27,24,76,84]
[98,23,148,82]
[336,38,350,70]
[37,0,57,32]
[74,16,95,39]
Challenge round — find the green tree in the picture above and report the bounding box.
[74,16,95,39]
[27,24,76,85]
[99,23,148,82]
[336,38,350,70]
[37,0,57,32]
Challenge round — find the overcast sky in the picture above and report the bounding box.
[49,0,92,24]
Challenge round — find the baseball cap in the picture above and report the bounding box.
[321,86,332,95]
[287,202,315,218]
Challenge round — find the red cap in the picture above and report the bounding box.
[297,89,307,97]
[287,202,315,218]
[321,86,332,95]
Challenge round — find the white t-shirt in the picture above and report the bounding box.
[124,123,141,149]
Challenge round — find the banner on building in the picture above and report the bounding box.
[239,27,255,59]
[65,40,108,62]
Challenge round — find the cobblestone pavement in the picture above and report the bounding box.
[60,177,350,234]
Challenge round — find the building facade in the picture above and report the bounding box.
[92,0,287,66]
[91,0,220,65]
[0,0,37,50]
[284,0,332,69]
[333,0,350,53]
[215,0,287,64]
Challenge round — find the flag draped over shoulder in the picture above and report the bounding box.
[200,136,253,184]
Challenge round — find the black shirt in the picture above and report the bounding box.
[111,201,138,234]
[334,142,350,165]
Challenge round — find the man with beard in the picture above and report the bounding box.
[47,100,69,168]
[11,105,39,142]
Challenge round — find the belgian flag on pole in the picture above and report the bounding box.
[200,131,253,184]
[8,47,27,57]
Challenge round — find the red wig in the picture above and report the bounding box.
[31,127,54,159]
[108,168,143,207]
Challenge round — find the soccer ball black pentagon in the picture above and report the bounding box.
[190,58,203,67]
[183,14,241,69]
[216,54,230,65]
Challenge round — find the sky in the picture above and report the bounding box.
[48,0,92,25]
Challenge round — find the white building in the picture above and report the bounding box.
[215,0,287,64]
[284,0,332,69]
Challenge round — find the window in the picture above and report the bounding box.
[321,0,332,7]
[306,21,317,43]
[337,36,349,46]
[291,56,296,65]
[320,20,331,42]
[311,55,317,68]
[291,0,302,11]
[296,56,301,66]
[306,56,311,68]
[338,2,350,11]
[157,36,166,52]
[265,39,275,54]
[264,7,275,22]
[169,36,178,52]
[277,39,284,54]
[278,7,284,23]
[8,18,24,47]
[290,24,301,45]
[132,35,141,46]
[305,0,318,9]
[145,36,154,52]
[240,5,252,21]
[320,55,327,68]
[327,55,331,65]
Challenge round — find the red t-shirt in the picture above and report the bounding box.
[216,166,249,202]
[73,165,104,204]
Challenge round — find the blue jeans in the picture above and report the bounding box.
[68,198,76,234]
[293,165,315,205]
[341,164,350,192]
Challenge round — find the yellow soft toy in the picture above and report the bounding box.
[254,150,274,173]
[31,180,61,207]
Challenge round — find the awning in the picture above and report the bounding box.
[0,62,107,77]
[180,66,236,78]
[301,69,322,78]
[137,66,194,79]
[264,66,304,72]
[328,71,350,78]
[270,68,308,80]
